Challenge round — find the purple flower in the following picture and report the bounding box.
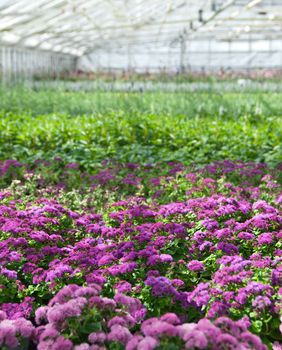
[108,316,129,328]
[114,293,143,314]
[88,331,106,344]
[0,311,7,321]
[51,336,73,350]
[159,254,173,263]
[177,323,197,339]
[187,283,210,307]
[107,325,132,344]
[240,332,267,350]
[74,344,90,350]
[202,219,219,230]
[35,306,49,325]
[257,233,273,245]
[237,232,255,240]
[184,330,208,349]
[66,163,79,169]
[49,284,79,306]
[89,296,116,310]
[0,319,18,349]
[273,342,282,350]
[125,335,144,350]
[217,242,239,255]
[114,281,132,294]
[1,297,34,319]
[235,291,248,305]
[207,302,229,318]
[172,279,185,288]
[47,298,86,324]
[38,325,59,340]
[197,318,221,339]
[187,260,205,272]
[272,269,282,286]
[145,276,177,298]
[252,296,272,311]
[0,268,17,279]
[97,254,116,267]
[136,336,159,350]
[216,334,238,350]
[160,313,180,325]
[13,318,34,338]
[142,320,178,338]
[45,264,73,282]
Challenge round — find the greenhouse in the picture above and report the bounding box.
[0,1,281,350]
[0,0,282,77]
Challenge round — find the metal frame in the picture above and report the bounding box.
[0,0,280,54]
[0,0,281,75]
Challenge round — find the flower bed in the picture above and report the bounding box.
[0,160,281,349]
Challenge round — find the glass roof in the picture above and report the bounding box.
[0,0,281,56]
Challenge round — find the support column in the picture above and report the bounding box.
[180,34,186,74]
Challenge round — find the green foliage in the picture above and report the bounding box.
[0,88,281,167]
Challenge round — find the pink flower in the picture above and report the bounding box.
[13,318,34,338]
[159,254,173,263]
[74,344,91,350]
[184,330,208,349]
[107,325,132,344]
[137,336,159,350]
[126,335,144,350]
[142,320,178,338]
[88,331,106,344]
[0,311,7,321]
[35,306,49,325]
[160,313,180,325]
[0,320,18,349]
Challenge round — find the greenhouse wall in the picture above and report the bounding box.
[0,46,77,83]
[78,39,282,74]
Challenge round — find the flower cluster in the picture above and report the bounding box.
[0,311,34,349]
[127,314,267,350]
[0,159,281,348]
[34,284,146,350]
[34,290,267,350]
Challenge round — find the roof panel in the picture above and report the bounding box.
[0,0,281,55]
